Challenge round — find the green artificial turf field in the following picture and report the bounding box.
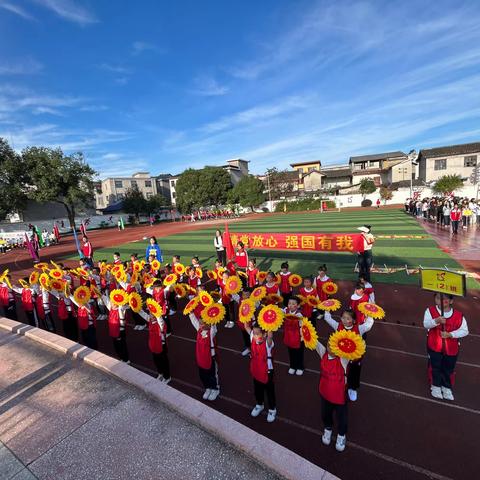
[67,209,477,287]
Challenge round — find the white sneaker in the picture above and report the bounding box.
[225,321,234,328]
[156,374,164,381]
[208,389,220,401]
[203,389,211,400]
[335,434,346,452]
[241,348,251,357]
[169,309,176,315]
[162,377,171,385]
[431,386,443,399]
[138,325,146,331]
[322,429,332,446]
[251,404,264,417]
[125,360,131,365]
[133,325,139,330]
[348,389,357,402]
[441,387,454,401]
[166,332,172,337]
[267,409,277,423]
[288,368,295,375]
[295,369,304,376]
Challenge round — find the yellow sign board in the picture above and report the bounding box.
[420,268,467,297]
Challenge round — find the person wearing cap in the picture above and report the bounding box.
[356,225,375,282]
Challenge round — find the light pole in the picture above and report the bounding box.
[266,172,273,212]
[408,149,418,198]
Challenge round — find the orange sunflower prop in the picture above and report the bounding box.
[317,299,341,312]
[265,293,283,305]
[129,292,143,313]
[288,274,303,288]
[199,291,214,306]
[297,294,306,305]
[19,279,29,289]
[76,267,89,277]
[322,281,338,295]
[256,271,267,283]
[201,303,226,325]
[301,318,318,350]
[258,305,284,332]
[328,330,366,360]
[173,263,186,276]
[183,296,199,315]
[130,272,139,285]
[150,259,161,271]
[211,290,221,301]
[49,269,64,280]
[306,295,319,308]
[74,286,91,305]
[34,262,49,270]
[173,284,187,298]
[146,298,162,318]
[39,273,50,289]
[225,275,242,295]
[50,279,65,291]
[251,286,266,302]
[110,289,128,307]
[163,273,178,287]
[207,270,218,280]
[238,299,256,324]
[358,302,385,319]
[238,271,247,279]
[195,267,203,279]
[132,261,142,272]
[29,271,39,285]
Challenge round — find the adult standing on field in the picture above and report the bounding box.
[145,236,163,262]
[356,225,375,282]
[213,230,226,265]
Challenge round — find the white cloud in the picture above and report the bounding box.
[99,63,131,74]
[31,0,97,26]
[131,41,160,56]
[191,75,229,96]
[0,58,43,75]
[0,1,35,20]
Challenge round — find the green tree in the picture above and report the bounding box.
[228,175,265,212]
[122,185,148,222]
[175,166,232,213]
[432,174,464,195]
[359,178,377,198]
[0,138,29,219]
[379,186,393,205]
[265,167,295,200]
[22,147,96,229]
[147,193,170,213]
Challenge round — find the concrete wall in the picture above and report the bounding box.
[421,152,479,182]
[303,171,323,191]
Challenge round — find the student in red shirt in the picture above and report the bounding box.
[283,296,305,375]
[81,236,93,267]
[264,271,280,304]
[278,262,292,307]
[219,271,236,328]
[349,283,369,325]
[313,264,333,302]
[299,276,318,328]
[234,241,248,271]
[246,259,259,289]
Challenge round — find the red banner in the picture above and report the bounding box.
[230,232,364,253]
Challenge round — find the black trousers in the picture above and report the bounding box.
[216,249,226,265]
[5,301,17,321]
[321,396,348,436]
[132,311,146,327]
[288,344,305,370]
[347,359,362,390]
[282,292,292,307]
[452,220,459,234]
[81,325,97,349]
[163,315,172,334]
[199,357,219,390]
[153,347,170,379]
[41,312,56,333]
[241,329,251,349]
[113,329,129,362]
[428,348,457,389]
[309,311,319,329]
[224,302,235,324]
[25,310,36,327]
[444,216,450,226]
[168,291,177,312]
[63,313,78,341]
[358,250,373,282]
[253,370,276,410]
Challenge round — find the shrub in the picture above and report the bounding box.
[361,199,373,207]
[274,198,336,212]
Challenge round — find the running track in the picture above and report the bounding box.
[1,214,479,480]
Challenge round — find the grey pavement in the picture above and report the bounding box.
[0,330,282,480]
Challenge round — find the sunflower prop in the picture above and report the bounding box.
[251,286,266,302]
[328,330,366,360]
[239,299,256,324]
[211,290,221,301]
[0,268,9,282]
[274,274,281,285]
[358,302,385,319]
[130,271,139,285]
[238,271,247,279]
[195,267,203,279]
[19,279,29,289]
[317,299,342,312]
[173,263,186,276]
[74,286,91,305]
[288,274,303,288]
[146,298,163,318]
[50,260,61,270]
[256,271,268,283]
[199,291,214,306]
[29,271,39,285]
[217,267,226,277]
[265,293,283,305]
[129,292,143,313]
[34,262,49,270]
[163,273,178,287]
[201,303,226,325]
[301,318,318,350]
[110,289,128,307]
[111,264,122,274]
[77,268,89,278]
[49,269,64,280]
[132,261,142,272]
[115,270,127,283]
[50,279,65,291]
[305,295,319,308]
[322,281,338,296]
[257,305,284,332]
[183,296,199,315]
[207,270,218,281]
[297,294,306,305]
[225,275,242,295]
[39,273,50,289]
[150,259,161,271]
[173,284,187,298]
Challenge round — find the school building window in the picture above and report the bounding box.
[114,180,123,188]
[434,159,447,170]
[131,180,137,188]
[170,180,175,187]
[145,180,152,188]
[464,155,477,167]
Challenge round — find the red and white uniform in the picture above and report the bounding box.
[0,282,14,307]
[363,281,375,303]
[147,286,169,316]
[81,241,93,258]
[190,315,218,370]
[350,292,370,324]
[316,342,348,405]
[278,271,292,295]
[250,333,274,384]
[282,309,303,349]
[450,209,462,222]
[264,282,280,305]
[235,249,248,269]
[423,306,469,356]
[141,313,167,354]
[247,267,259,288]
[299,286,317,318]
[323,311,373,337]
[314,275,332,302]
[187,275,201,290]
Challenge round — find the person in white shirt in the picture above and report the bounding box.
[356,225,375,283]
[423,293,469,401]
[214,230,226,265]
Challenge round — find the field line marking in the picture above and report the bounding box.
[376,321,480,339]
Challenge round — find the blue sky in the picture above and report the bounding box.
[1,0,480,179]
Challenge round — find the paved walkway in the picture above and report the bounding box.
[0,329,284,480]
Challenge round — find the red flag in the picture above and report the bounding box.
[53,224,60,240]
[223,223,235,261]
